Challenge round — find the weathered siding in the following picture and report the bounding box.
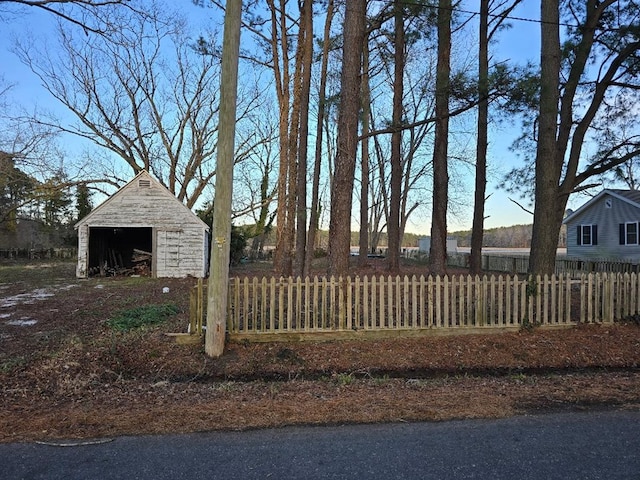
[76,172,209,278]
[566,193,640,260]
[76,224,89,278]
[155,227,207,278]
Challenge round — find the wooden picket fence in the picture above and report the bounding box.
[188,272,640,342]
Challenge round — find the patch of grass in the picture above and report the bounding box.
[106,303,180,332]
[373,374,390,386]
[111,276,154,287]
[335,372,354,386]
[0,356,28,373]
[0,261,76,287]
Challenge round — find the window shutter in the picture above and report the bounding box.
[620,224,626,245]
[577,225,582,246]
[593,225,598,245]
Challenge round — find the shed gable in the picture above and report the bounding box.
[76,171,208,231]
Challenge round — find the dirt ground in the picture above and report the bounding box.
[1,259,639,444]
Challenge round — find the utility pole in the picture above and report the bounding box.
[205,0,242,357]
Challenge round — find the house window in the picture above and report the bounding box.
[619,222,639,245]
[577,224,598,246]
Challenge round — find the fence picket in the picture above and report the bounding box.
[465,275,472,327]
[543,275,549,325]
[379,276,386,328]
[348,276,355,331]
[444,276,450,328]
[370,275,377,329]
[435,276,442,328]
[363,276,370,330]
[339,276,346,330]
[588,273,594,323]
[387,276,394,328]
[411,275,418,328]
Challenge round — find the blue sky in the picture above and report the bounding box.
[0,0,553,233]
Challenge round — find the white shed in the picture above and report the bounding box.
[418,236,458,254]
[75,171,210,278]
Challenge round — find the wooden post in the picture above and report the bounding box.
[189,286,197,334]
[197,277,203,334]
[205,0,242,358]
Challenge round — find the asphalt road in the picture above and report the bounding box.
[2,410,639,479]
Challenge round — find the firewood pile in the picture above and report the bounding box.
[131,249,152,276]
[88,248,152,277]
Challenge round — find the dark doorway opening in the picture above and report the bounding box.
[88,227,152,276]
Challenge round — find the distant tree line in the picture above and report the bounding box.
[451,224,567,249]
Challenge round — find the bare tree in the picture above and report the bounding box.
[305,0,335,276]
[233,112,278,259]
[387,0,405,273]
[16,2,259,209]
[0,0,132,34]
[470,0,522,275]
[358,32,371,266]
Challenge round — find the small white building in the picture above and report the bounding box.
[418,236,458,254]
[75,171,209,278]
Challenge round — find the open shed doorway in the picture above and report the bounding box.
[88,227,153,276]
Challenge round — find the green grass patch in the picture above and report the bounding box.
[0,261,76,287]
[0,356,28,373]
[106,303,180,332]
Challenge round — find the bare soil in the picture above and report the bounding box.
[1,259,639,444]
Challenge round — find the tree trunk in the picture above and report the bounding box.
[387,0,404,274]
[358,37,371,267]
[328,0,366,276]
[304,0,334,276]
[429,0,451,276]
[205,0,241,358]
[528,0,627,275]
[271,0,293,277]
[470,0,489,275]
[528,0,561,276]
[293,0,314,277]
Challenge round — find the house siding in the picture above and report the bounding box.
[75,172,209,278]
[565,193,640,260]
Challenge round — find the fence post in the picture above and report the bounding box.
[189,285,197,334]
[612,273,619,322]
[197,278,204,334]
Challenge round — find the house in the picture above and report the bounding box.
[75,171,210,278]
[563,189,640,261]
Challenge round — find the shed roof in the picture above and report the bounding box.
[75,170,209,231]
[563,189,640,224]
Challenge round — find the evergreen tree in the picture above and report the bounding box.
[76,184,93,221]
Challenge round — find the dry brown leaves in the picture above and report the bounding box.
[1,261,640,443]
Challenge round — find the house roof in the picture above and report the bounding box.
[75,170,209,230]
[563,189,640,224]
